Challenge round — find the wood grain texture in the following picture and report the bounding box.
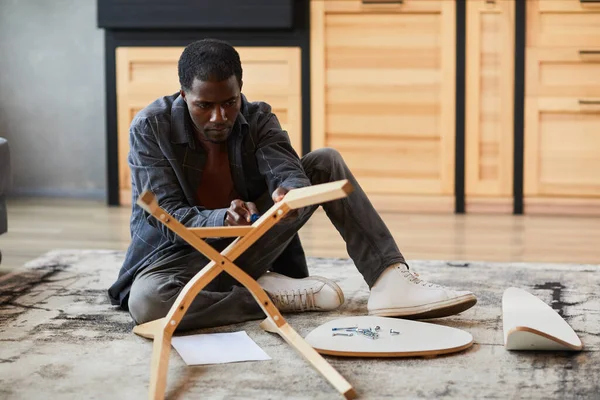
[270,323,357,399]
[310,0,326,151]
[284,179,353,210]
[115,46,302,205]
[524,196,600,216]
[527,0,600,48]
[524,98,600,197]
[464,197,513,214]
[310,0,456,207]
[131,182,355,399]
[132,317,166,339]
[465,0,514,207]
[323,0,442,13]
[527,48,600,97]
[525,0,600,210]
[148,331,172,400]
[188,226,253,238]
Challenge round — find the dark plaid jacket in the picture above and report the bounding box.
[108,93,310,308]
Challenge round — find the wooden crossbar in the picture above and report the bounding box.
[189,226,254,238]
[132,180,357,399]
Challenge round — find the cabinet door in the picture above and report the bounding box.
[525,97,600,198]
[116,46,302,205]
[525,0,600,214]
[527,0,600,48]
[465,0,515,213]
[310,0,455,212]
[527,48,600,97]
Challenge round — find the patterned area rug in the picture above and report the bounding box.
[0,250,598,399]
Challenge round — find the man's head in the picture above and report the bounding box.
[178,39,243,143]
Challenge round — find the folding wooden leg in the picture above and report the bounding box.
[260,318,356,399]
[132,180,356,399]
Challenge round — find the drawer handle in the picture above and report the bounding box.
[580,0,600,3]
[579,50,600,55]
[579,100,600,105]
[361,0,404,4]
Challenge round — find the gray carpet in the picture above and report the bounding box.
[0,250,598,400]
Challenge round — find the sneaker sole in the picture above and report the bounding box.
[368,294,477,319]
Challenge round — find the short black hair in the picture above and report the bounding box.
[178,38,243,91]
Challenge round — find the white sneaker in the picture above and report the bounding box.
[257,272,344,313]
[367,263,477,319]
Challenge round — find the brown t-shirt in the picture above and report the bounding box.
[196,139,238,209]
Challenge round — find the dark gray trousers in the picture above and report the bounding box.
[128,148,406,331]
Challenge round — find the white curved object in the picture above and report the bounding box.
[303,316,473,358]
[502,287,583,351]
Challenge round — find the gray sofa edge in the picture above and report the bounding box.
[0,137,11,235]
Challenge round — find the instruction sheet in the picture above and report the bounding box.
[171,331,272,365]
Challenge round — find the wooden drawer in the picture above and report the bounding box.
[116,47,302,205]
[527,0,600,47]
[311,0,456,199]
[525,97,600,197]
[537,0,600,12]
[527,48,600,97]
[320,0,442,13]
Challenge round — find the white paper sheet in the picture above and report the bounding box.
[171,331,271,366]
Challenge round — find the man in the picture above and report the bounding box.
[108,39,477,331]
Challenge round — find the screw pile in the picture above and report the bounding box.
[331,325,400,339]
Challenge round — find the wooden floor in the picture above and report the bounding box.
[1,197,600,276]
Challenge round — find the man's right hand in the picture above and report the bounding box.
[225,199,260,226]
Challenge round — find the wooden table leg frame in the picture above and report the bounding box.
[132,180,357,400]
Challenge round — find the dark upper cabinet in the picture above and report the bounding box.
[97,0,295,29]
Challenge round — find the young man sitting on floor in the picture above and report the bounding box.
[108,39,477,331]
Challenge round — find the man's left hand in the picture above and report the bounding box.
[272,187,298,222]
[271,187,289,203]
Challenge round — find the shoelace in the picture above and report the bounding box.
[396,266,443,289]
[271,289,317,312]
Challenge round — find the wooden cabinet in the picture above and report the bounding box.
[525,0,600,214]
[310,0,456,212]
[527,0,600,47]
[525,98,600,197]
[465,0,515,213]
[108,0,600,213]
[115,46,302,205]
[526,48,600,97]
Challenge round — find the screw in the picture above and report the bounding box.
[364,332,378,340]
[332,332,354,337]
[357,330,379,339]
[332,326,358,331]
[390,329,400,335]
[374,326,381,332]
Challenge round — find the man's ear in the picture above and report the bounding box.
[180,89,187,102]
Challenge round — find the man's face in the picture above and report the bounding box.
[181,75,242,143]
